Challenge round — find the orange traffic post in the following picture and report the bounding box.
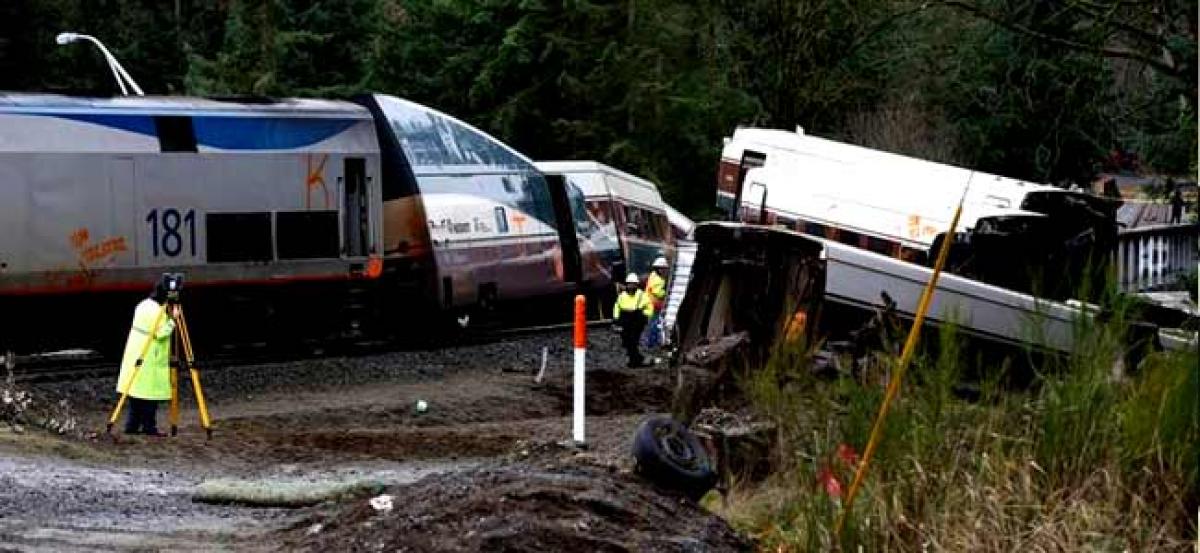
[572,295,587,445]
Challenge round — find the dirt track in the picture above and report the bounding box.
[1,331,747,551]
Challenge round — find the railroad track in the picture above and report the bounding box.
[6,318,614,384]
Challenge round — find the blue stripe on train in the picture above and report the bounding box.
[53,113,158,136]
[43,113,358,150]
[192,117,357,150]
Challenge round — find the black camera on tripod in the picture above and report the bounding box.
[160,272,185,303]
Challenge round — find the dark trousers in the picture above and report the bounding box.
[124,397,160,435]
[619,311,648,367]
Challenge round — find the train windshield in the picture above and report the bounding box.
[373,94,558,228]
[374,94,528,172]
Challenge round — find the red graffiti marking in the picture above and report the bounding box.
[78,237,128,265]
[306,154,331,209]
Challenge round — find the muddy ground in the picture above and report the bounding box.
[0,330,748,552]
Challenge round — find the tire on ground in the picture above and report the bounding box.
[632,415,717,500]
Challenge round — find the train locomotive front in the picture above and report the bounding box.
[0,92,602,355]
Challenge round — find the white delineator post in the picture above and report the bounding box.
[572,295,586,445]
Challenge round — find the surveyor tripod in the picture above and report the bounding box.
[106,299,214,439]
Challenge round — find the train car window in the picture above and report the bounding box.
[154,116,197,152]
[276,211,339,259]
[494,206,509,233]
[585,199,619,247]
[840,229,862,248]
[586,200,613,225]
[375,95,560,231]
[638,208,651,238]
[565,180,592,235]
[622,205,643,238]
[866,235,893,255]
[206,212,273,262]
[653,213,670,241]
[640,209,657,239]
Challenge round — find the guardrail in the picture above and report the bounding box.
[1115,223,1198,292]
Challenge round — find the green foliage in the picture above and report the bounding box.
[926,3,1111,184]
[727,301,1198,549]
[1120,348,1200,502]
[187,0,376,96]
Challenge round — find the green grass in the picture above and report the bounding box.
[719,289,1198,551]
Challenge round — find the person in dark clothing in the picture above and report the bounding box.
[1170,188,1186,224]
[613,273,653,368]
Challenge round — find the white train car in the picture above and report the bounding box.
[0,92,595,353]
[0,94,383,292]
[717,127,1120,298]
[536,160,675,280]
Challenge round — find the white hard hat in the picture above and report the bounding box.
[652,257,669,268]
[625,273,640,284]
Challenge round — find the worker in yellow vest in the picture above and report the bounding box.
[114,278,177,436]
[643,256,669,349]
[613,272,654,367]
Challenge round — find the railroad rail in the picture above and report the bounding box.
[3,318,615,384]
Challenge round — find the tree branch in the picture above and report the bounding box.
[843,3,936,58]
[938,0,1182,78]
[1066,0,1171,47]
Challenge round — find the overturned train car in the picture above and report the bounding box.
[718,127,1121,300]
[0,93,607,353]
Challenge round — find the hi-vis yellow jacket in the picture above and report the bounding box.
[614,289,654,319]
[115,298,176,400]
[645,272,667,305]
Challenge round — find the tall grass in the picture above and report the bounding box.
[720,290,1198,551]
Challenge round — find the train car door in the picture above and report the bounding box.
[729,150,766,221]
[544,173,583,284]
[744,178,769,224]
[343,158,369,258]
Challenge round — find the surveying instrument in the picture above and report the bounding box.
[106,272,214,439]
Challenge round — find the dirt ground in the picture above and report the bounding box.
[0,331,748,551]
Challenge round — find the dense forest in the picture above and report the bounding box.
[0,0,1194,215]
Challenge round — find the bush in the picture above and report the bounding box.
[1,366,78,435]
[717,302,1198,550]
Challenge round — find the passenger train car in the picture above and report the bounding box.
[0,92,604,353]
[717,126,1120,298]
[535,161,676,282]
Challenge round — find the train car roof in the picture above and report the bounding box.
[726,127,1060,196]
[663,203,695,236]
[0,92,371,118]
[536,160,665,210]
[536,161,654,188]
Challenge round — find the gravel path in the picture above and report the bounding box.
[37,328,632,412]
[0,452,282,551]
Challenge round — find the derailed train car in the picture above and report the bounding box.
[718,127,1121,300]
[535,161,677,282]
[0,92,604,353]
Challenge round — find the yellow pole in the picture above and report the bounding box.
[168,329,181,435]
[177,310,213,437]
[107,302,169,432]
[834,179,973,536]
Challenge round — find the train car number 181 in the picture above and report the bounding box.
[145,208,197,258]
